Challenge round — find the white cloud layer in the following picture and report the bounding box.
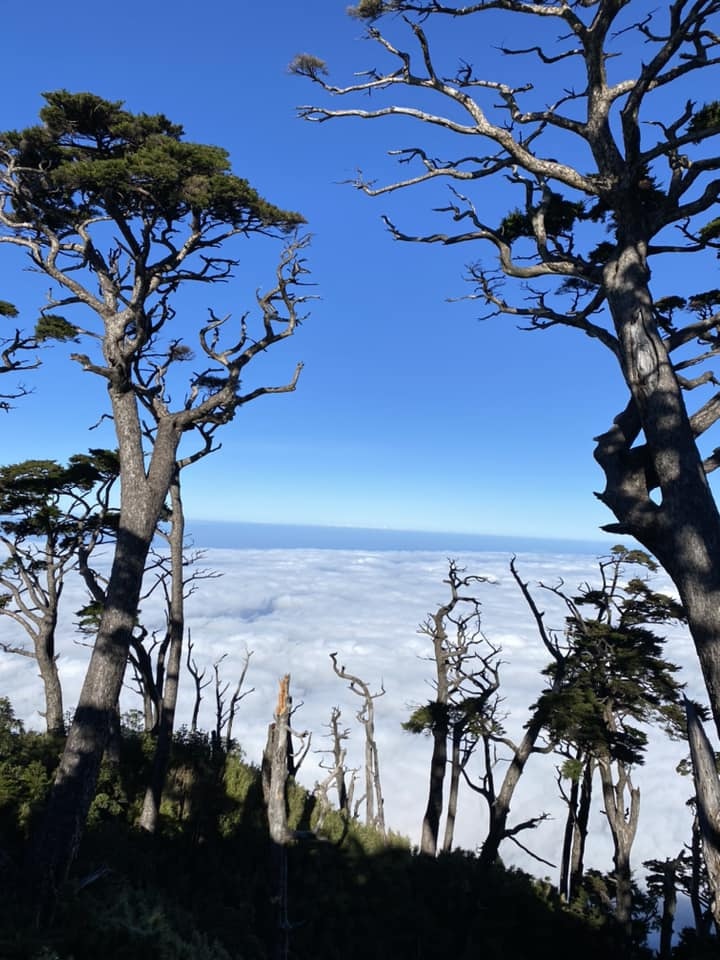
[0,546,705,886]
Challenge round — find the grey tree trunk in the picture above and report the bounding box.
[28,394,180,915]
[597,752,639,939]
[599,242,720,738]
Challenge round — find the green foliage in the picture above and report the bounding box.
[0,698,657,959]
[402,702,445,734]
[0,299,18,317]
[34,315,79,343]
[698,217,720,243]
[499,192,584,244]
[688,101,720,140]
[1,91,305,233]
[536,548,685,763]
[0,700,57,846]
[687,289,720,314]
[0,450,118,545]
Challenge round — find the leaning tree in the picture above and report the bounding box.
[294,2,720,734]
[0,91,309,907]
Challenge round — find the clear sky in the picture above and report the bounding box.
[1,1,715,541]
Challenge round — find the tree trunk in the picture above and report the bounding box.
[139,474,185,833]
[569,757,593,902]
[479,716,543,869]
[35,617,64,737]
[599,242,720,738]
[27,395,179,917]
[597,753,639,940]
[420,704,448,856]
[658,858,679,960]
[559,766,580,901]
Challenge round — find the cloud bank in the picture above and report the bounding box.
[0,546,704,884]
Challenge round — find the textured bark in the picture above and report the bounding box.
[559,754,593,901]
[598,244,720,738]
[559,769,579,901]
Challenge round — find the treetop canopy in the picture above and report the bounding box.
[0,91,305,234]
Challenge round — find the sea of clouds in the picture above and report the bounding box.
[0,542,707,887]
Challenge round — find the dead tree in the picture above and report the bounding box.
[186,632,211,736]
[212,648,255,753]
[330,652,386,838]
[262,674,292,845]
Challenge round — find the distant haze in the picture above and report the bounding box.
[188,519,611,555]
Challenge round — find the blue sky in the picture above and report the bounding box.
[1,1,715,541]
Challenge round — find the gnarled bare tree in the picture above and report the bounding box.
[294,1,720,743]
[0,91,309,909]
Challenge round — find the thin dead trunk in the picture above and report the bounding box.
[139,474,185,833]
[330,654,385,838]
[597,752,640,939]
